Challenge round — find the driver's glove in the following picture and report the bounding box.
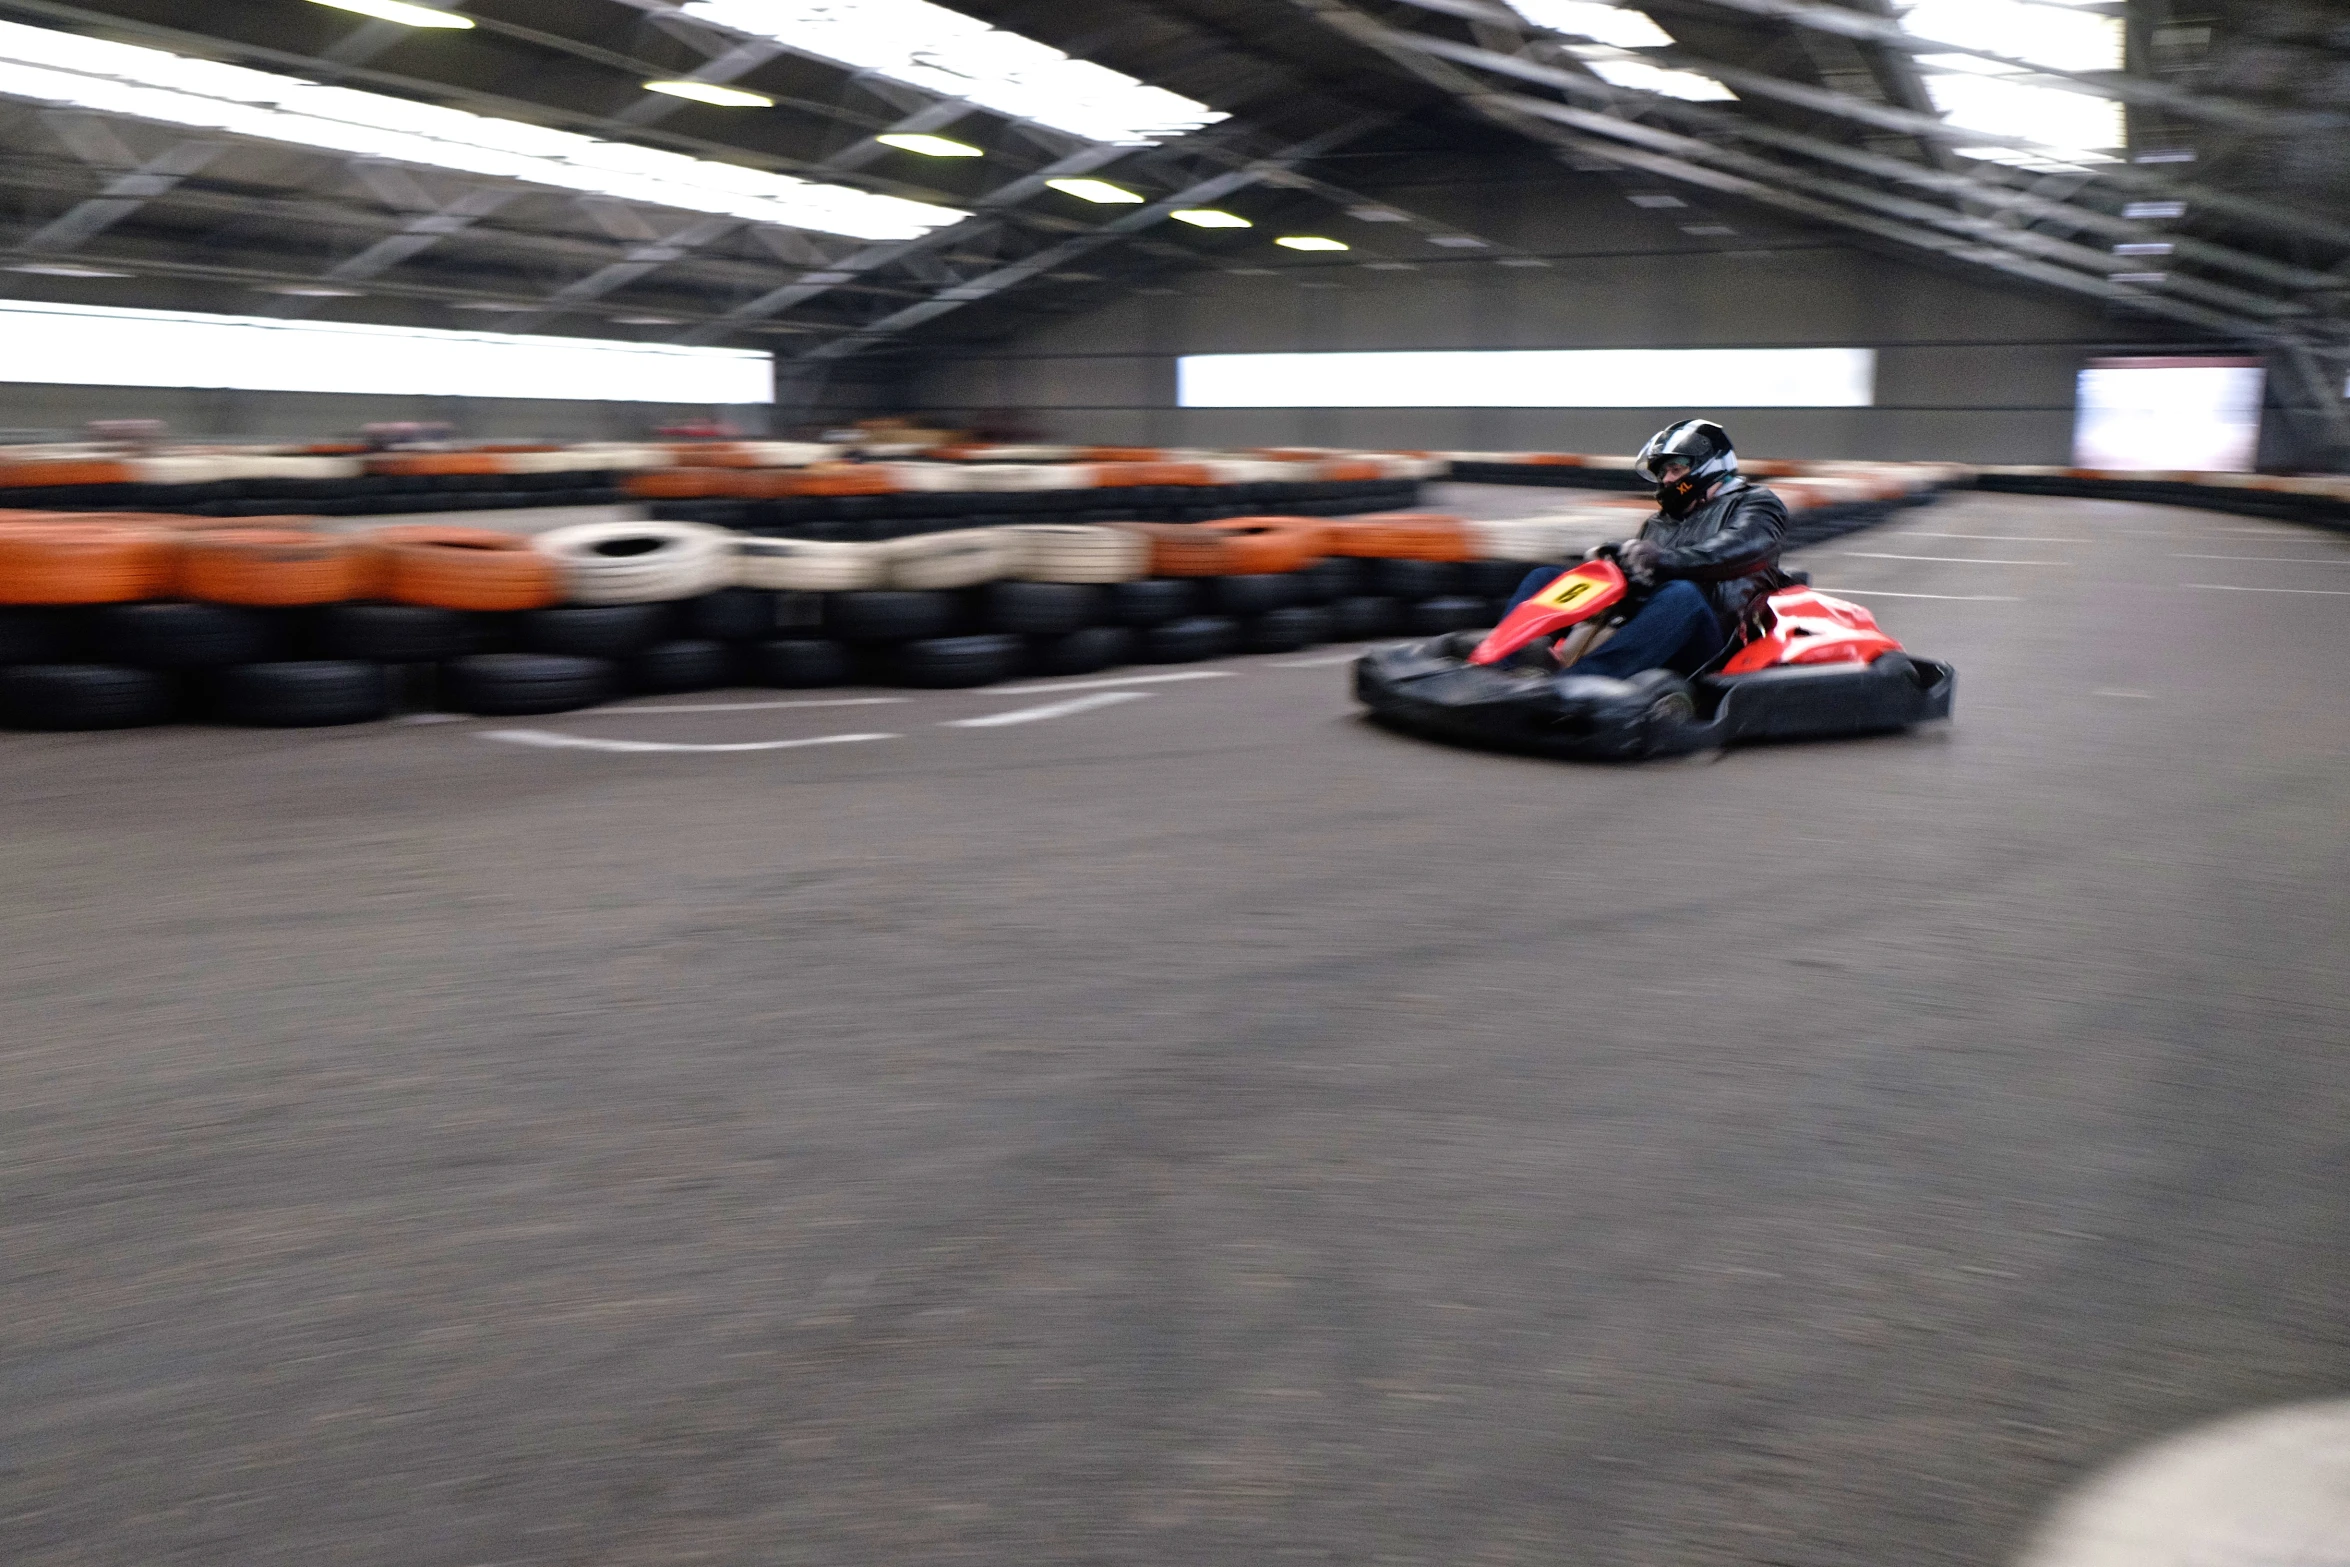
[1620,538,1662,581]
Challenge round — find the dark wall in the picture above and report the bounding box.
[909,165,2180,464]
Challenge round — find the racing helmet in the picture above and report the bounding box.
[1635,418,1738,517]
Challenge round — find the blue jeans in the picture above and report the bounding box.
[1503,569,1724,678]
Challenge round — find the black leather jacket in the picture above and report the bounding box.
[1636,478,1788,631]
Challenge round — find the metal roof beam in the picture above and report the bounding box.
[1285,0,2269,340]
[1393,32,2343,300]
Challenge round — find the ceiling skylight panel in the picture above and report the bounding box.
[1505,0,1676,50]
[1897,0,2123,74]
[1896,0,2125,167]
[1579,56,1737,101]
[0,19,965,240]
[673,0,1226,145]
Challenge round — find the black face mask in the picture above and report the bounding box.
[1656,472,1706,518]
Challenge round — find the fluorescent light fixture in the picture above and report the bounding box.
[2123,201,2186,220]
[1429,235,1488,247]
[7,261,131,277]
[1505,0,1674,48]
[0,19,965,241]
[676,0,1226,145]
[1578,55,1737,101]
[2113,242,2173,256]
[1170,208,1251,228]
[2135,148,2195,164]
[643,79,774,108]
[1276,236,1349,252]
[1627,192,1685,208]
[308,0,474,28]
[260,283,363,296]
[876,131,982,157]
[2109,272,2167,284]
[2074,357,2263,472]
[1047,177,1144,204]
[1177,348,1877,408]
[1348,206,1408,222]
[0,298,774,403]
[1901,0,2123,170]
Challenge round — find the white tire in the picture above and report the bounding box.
[534,520,735,604]
[880,528,1016,590]
[1006,524,1151,584]
[732,536,882,593]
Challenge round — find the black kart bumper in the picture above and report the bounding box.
[1352,640,1955,761]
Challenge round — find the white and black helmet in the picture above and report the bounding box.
[1633,418,1738,486]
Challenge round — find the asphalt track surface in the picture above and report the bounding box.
[3,492,2346,1567]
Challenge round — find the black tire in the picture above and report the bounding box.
[0,664,175,730]
[442,652,614,715]
[1407,596,1491,635]
[519,603,671,659]
[1109,578,1198,627]
[628,638,732,695]
[981,580,1109,636]
[894,633,1024,688]
[749,638,852,688]
[312,602,483,664]
[680,586,776,642]
[0,606,86,665]
[1028,624,1134,677]
[1292,557,1359,604]
[1331,595,1404,639]
[212,661,391,727]
[827,589,961,643]
[1140,615,1241,663]
[91,602,284,669]
[1244,605,1331,654]
[1207,573,1301,618]
[1461,559,1536,599]
[1371,559,1460,598]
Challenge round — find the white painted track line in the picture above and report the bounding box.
[1903,532,2091,543]
[2170,553,2350,564]
[1839,551,2070,566]
[1812,587,2022,601]
[983,670,1234,697]
[1267,651,1371,668]
[2188,583,2350,596]
[478,730,899,754]
[596,697,910,715]
[945,691,1153,728]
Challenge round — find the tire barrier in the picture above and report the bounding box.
[734,535,885,593]
[211,661,392,728]
[628,638,733,696]
[443,652,615,716]
[372,525,562,612]
[179,529,375,606]
[1007,523,1152,583]
[880,528,1017,591]
[0,457,1992,730]
[0,663,176,729]
[0,521,179,604]
[533,521,735,604]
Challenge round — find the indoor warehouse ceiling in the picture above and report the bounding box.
[0,0,2342,416]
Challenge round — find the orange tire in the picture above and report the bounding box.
[1093,461,1213,487]
[625,468,731,499]
[179,529,373,606]
[1199,516,1325,574]
[1115,523,1234,578]
[366,525,562,611]
[1326,512,1473,561]
[0,521,179,604]
[367,452,511,477]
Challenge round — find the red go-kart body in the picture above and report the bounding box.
[1469,559,1904,674]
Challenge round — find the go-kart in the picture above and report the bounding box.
[1352,552,1954,760]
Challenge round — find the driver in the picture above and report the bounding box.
[1501,418,1788,678]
